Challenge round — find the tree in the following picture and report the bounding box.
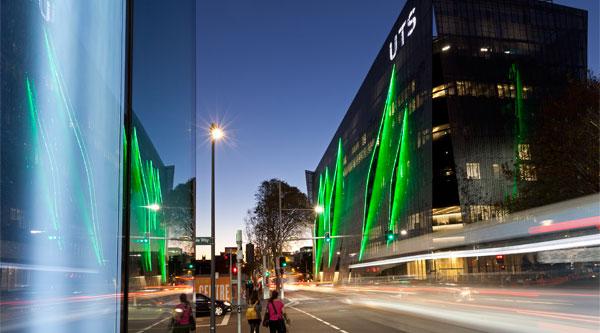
[245,179,313,283]
[162,178,196,255]
[503,75,600,212]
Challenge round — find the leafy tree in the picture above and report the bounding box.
[503,75,599,211]
[245,179,313,283]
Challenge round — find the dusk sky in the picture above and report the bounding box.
[192,0,599,257]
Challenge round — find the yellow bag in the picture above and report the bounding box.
[246,304,258,320]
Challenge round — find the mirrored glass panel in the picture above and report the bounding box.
[1,1,126,332]
[126,1,197,331]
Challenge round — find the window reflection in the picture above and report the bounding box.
[126,0,197,331]
[1,1,126,332]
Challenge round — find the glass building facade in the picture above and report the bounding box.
[307,0,595,283]
[1,1,196,332]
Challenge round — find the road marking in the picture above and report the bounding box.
[289,306,350,333]
[136,316,171,333]
[220,312,231,326]
[197,312,232,327]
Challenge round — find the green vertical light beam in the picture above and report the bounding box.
[359,65,397,261]
[328,138,344,267]
[388,105,410,244]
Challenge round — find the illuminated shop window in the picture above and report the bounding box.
[466,162,481,179]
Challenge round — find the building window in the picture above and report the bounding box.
[520,164,537,181]
[466,162,481,179]
[518,144,531,160]
[492,164,501,179]
[432,84,448,99]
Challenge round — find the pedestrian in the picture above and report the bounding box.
[246,292,262,333]
[263,290,288,333]
[171,293,195,333]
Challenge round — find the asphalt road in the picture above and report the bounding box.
[281,284,600,333]
[3,284,598,333]
[129,284,599,333]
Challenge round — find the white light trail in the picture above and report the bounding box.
[349,234,600,269]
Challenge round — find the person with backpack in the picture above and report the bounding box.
[262,290,288,333]
[246,292,262,333]
[171,293,196,333]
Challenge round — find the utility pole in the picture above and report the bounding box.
[277,181,284,299]
[209,123,218,333]
[236,230,243,333]
[262,255,269,299]
[229,248,233,302]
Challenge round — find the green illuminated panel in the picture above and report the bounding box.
[328,139,344,267]
[389,105,410,243]
[359,65,398,261]
[43,28,104,264]
[314,173,325,273]
[26,77,62,250]
[130,128,166,282]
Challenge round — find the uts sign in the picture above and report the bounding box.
[389,7,417,61]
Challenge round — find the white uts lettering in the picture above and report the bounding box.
[389,7,417,61]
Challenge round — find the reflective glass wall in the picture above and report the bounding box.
[125,0,197,331]
[1,1,126,332]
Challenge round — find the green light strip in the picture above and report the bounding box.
[388,105,410,244]
[26,77,62,249]
[328,138,344,267]
[359,65,397,261]
[130,128,166,281]
[43,28,103,264]
[314,173,325,274]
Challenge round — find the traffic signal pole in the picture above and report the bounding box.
[236,230,243,333]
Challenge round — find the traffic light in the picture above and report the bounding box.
[265,271,270,277]
[188,262,194,269]
[495,255,506,270]
[386,230,396,241]
[324,232,331,243]
[246,243,255,265]
[232,266,238,274]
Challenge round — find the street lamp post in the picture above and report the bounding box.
[209,123,223,333]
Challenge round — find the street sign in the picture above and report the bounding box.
[195,237,212,246]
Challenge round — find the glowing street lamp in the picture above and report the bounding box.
[314,205,324,214]
[209,122,224,333]
[210,124,224,141]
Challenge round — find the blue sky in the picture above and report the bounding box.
[193,0,599,257]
